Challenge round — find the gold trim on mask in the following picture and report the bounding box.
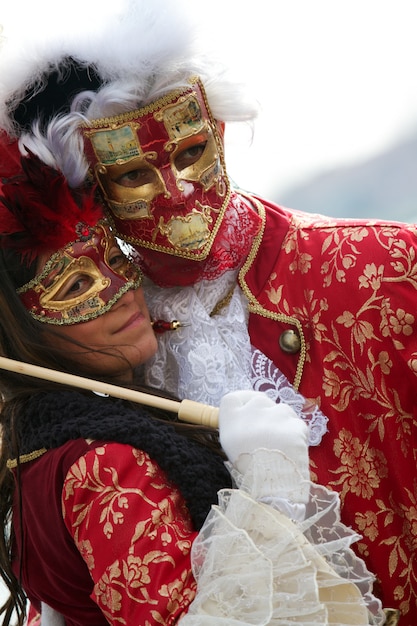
[84,85,195,129]
[26,277,142,325]
[154,205,214,250]
[155,91,205,143]
[83,77,231,261]
[17,223,144,325]
[38,255,110,313]
[85,122,142,165]
[169,126,222,193]
[94,156,168,212]
[108,198,151,220]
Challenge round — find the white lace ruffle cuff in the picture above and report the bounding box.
[181,450,385,626]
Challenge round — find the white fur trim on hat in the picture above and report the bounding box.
[0,0,197,135]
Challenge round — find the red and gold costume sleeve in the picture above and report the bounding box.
[62,443,198,625]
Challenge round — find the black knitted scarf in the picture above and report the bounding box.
[16,390,232,530]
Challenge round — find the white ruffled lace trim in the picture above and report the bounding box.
[143,271,253,400]
[249,349,328,447]
[143,273,328,446]
[180,450,385,626]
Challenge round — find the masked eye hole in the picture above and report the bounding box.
[55,275,95,301]
[108,246,128,272]
[114,167,155,188]
[174,141,207,170]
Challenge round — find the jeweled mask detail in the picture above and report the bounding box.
[82,78,230,260]
[17,222,143,325]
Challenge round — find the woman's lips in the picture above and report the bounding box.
[114,310,144,334]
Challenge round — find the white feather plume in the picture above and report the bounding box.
[0,0,199,134]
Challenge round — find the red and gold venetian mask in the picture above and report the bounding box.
[17,222,142,325]
[0,149,142,324]
[82,77,230,262]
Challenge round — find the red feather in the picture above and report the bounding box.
[0,131,22,182]
[0,150,104,264]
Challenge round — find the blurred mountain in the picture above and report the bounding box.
[276,133,417,223]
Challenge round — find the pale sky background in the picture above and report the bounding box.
[202,0,417,199]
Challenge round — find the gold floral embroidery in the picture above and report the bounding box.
[354,481,417,617]
[132,496,192,553]
[407,353,417,376]
[132,446,162,480]
[358,263,385,290]
[322,322,414,447]
[63,445,196,624]
[95,564,124,614]
[291,291,329,344]
[265,281,329,349]
[64,447,159,540]
[158,570,196,615]
[77,539,95,571]
[265,274,283,307]
[319,226,368,286]
[330,429,388,501]
[390,308,414,336]
[384,231,417,288]
[124,552,174,601]
[335,310,377,352]
[355,510,379,543]
[257,213,417,618]
[376,351,392,375]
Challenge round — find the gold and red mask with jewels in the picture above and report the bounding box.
[17,222,143,325]
[0,148,143,324]
[82,77,262,286]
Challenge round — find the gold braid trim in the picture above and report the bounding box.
[84,88,193,129]
[237,193,306,391]
[7,448,47,469]
[210,285,236,317]
[83,76,200,128]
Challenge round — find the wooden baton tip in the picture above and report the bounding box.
[177,399,219,428]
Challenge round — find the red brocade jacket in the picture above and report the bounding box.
[13,440,198,626]
[240,195,417,623]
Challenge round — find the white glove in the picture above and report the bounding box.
[219,390,310,503]
[219,390,309,465]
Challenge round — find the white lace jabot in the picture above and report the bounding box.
[143,272,328,446]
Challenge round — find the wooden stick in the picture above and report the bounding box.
[0,356,219,428]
